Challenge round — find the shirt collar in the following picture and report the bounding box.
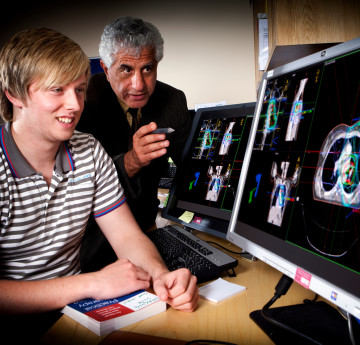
[118,98,130,113]
[0,122,74,178]
[117,98,142,127]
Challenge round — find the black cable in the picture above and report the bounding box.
[347,312,357,345]
[261,274,322,345]
[303,293,318,303]
[206,240,250,256]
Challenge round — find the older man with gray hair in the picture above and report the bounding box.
[78,17,192,272]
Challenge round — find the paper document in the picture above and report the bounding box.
[199,278,246,303]
[195,101,226,111]
[258,16,269,71]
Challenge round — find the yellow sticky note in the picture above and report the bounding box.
[179,211,194,224]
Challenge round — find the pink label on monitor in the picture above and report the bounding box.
[294,268,311,289]
[193,217,202,224]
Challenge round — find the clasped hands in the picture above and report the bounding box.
[92,259,199,312]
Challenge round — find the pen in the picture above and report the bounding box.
[152,128,175,134]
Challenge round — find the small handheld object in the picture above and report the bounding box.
[152,128,175,134]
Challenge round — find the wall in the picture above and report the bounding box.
[0,0,256,109]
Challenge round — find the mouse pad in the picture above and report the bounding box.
[250,301,355,345]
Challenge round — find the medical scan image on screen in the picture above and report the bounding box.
[162,103,255,239]
[238,46,360,277]
[177,114,252,217]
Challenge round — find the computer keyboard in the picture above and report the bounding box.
[148,225,238,283]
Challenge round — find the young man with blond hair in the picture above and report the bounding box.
[0,27,198,342]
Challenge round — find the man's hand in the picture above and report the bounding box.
[89,259,151,301]
[152,268,199,312]
[124,122,169,178]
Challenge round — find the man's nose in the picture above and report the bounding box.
[65,90,82,111]
[131,71,145,91]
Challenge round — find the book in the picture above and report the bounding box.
[61,290,166,336]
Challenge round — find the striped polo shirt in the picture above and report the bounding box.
[0,123,126,281]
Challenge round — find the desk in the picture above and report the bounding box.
[40,225,322,345]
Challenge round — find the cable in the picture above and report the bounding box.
[206,241,250,256]
[303,293,318,304]
[347,312,358,345]
[261,274,322,345]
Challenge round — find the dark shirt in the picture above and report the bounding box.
[78,72,191,229]
[77,73,192,271]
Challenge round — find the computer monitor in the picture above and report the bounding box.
[89,57,102,75]
[227,37,360,329]
[162,102,255,239]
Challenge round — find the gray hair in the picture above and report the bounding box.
[99,17,164,68]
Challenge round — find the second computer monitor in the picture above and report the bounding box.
[162,102,255,238]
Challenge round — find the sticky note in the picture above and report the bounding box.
[179,211,194,223]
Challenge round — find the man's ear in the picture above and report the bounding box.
[4,90,24,108]
[100,60,108,76]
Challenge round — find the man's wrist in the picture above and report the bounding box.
[150,264,170,283]
[124,151,141,178]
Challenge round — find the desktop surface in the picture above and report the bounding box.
[40,228,338,345]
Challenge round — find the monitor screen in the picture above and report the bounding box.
[89,57,102,75]
[162,103,255,239]
[227,37,360,319]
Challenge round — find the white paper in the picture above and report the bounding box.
[258,17,269,71]
[199,278,246,303]
[195,101,226,111]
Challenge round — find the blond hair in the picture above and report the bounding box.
[0,27,90,122]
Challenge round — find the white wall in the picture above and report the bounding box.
[0,0,256,109]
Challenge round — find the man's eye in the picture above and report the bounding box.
[120,67,132,74]
[144,66,153,72]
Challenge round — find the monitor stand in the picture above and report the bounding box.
[250,300,357,345]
